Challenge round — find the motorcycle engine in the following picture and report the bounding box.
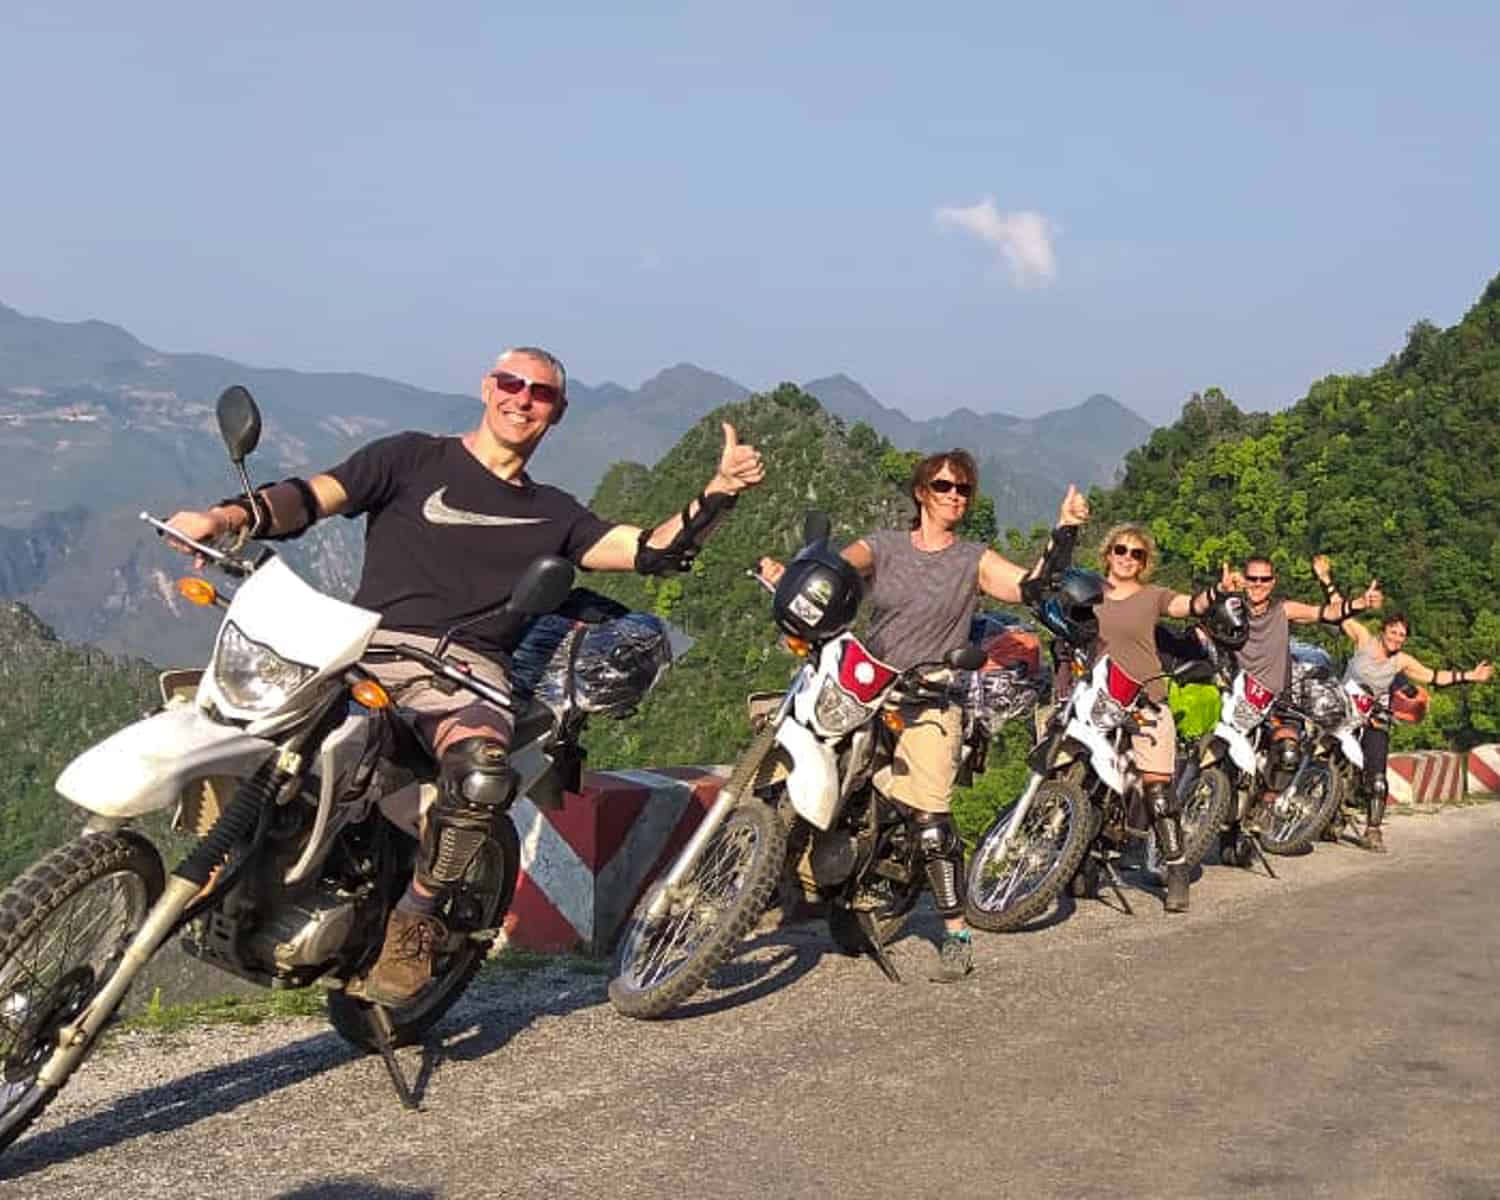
[244,889,359,972]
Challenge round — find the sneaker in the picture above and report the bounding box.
[364,907,446,1007]
[1359,827,1388,854]
[930,932,974,983]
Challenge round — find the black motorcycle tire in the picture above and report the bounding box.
[328,818,519,1051]
[964,777,1093,932]
[1258,761,1343,856]
[0,832,164,1154]
[608,800,787,1020]
[1178,766,1233,870]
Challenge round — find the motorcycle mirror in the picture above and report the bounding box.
[948,644,986,671]
[801,510,831,547]
[215,386,262,465]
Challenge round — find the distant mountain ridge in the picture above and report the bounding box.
[0,299,1151,666]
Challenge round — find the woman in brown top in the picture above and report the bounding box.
[1096,522,1222,913]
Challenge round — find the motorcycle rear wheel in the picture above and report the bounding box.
[964,777,1092,932]
[328,819,518,1051]
[608,800,786,1019]
[0,831,164,1154]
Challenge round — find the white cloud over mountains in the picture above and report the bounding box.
[933,196,1059,287]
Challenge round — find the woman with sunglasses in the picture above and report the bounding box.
[1096,524,1228,912]
[760,449,1089,980]
[1314,557,1493,853]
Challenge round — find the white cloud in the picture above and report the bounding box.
[933,196,1059,287]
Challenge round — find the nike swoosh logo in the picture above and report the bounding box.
[422,488,548,528]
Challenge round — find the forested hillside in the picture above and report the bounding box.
[1088,272,1500,749]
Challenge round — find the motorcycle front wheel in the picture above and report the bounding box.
[1257,761,1342,855]
[328,818,519,1051]
[0,831,164,1154]
[1177,765,1233,870]
[608,800,786,1019]
[964,776,1092,932]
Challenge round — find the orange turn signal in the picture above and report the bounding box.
[882,710,905,733]
[784,636,811,658]
[351,680,391,710]
[177,578,218,607]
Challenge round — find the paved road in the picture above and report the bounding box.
[7,806,1498,1199]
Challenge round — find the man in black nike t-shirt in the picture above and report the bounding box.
[166,345,764,1004]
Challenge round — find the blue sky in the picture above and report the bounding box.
[2,2,1496,423]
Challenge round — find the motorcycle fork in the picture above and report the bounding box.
[643,719,780,921]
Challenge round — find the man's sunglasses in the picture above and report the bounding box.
[1244,573,1275,583]
[926,479,975,498]
[489,370,564,406]
[1110,544,1148,562]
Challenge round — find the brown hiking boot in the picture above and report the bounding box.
[364,908,446,1007]
[1358,827,1388,854]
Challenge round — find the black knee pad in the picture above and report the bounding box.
[416,737,516,891]
[1145,781,1185,864]
[912,811,965,918]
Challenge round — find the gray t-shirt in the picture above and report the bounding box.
[1236,598,1292,695]
[861,529,986,671]
[1345,638,1402,696]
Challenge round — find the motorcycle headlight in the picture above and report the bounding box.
[813,678,872,736]
[1089,691,1129,732]
[213,622,316,713]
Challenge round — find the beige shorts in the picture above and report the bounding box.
[873,702,964,814]
[366,629,515,753]
[1131,702,1176,778]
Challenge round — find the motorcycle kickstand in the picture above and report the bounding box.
[857,911,902,984]
[1102,858,1135,916]
[1246,833,1278,879]
[367,1004,420,1111]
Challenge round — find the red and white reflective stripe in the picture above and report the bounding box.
[1467,745,1500,796]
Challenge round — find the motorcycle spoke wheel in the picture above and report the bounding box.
[0,833,163,1153]
[964,778,1092,932]
[1258,763,1339,855]
[609,802,785,1019]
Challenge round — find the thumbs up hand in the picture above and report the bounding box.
[712,422,765,495]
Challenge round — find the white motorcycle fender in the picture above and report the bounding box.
[55,706,276,819]
[774,719,840,831]
[1214,722,1258,775]
[1336,729,1365,769]
[1068,715,1126,795]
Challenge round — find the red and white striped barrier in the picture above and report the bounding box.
[1387,751,1465,806]
[1466,744,1500,797]
[499,766,727,955]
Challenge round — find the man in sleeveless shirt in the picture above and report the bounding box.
[1318,558,1494,852]
[1225,553,1380,852]
[166,346,766,1004]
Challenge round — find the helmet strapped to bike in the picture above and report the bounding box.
[1203,590,1251,650]
[772,544,863,642]
[1037,567,1103,647]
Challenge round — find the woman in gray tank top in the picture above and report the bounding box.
[759,449,1089,981]
[1323,572,1494,852]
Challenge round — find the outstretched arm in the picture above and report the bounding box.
[988,483,1090,604]
[1395,655,1494,687]
[582,422,764,571]
[165,474,347,557]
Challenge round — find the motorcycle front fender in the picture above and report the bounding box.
[1066,716,1126,795]
[1336,729,1365,769]
[56,706,276,819]
[1213,723,1258,775]
[774,719,840,831]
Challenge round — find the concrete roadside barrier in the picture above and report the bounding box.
[499,766,727,955]
[1465,744,1500,797]
[1387,750,1465,809]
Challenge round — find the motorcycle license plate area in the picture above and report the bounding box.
[1230,671,1276,732]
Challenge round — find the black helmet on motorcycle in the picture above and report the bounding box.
[773,544,863,642]
[1037,568,1103,647]
[1203,589,1251,650]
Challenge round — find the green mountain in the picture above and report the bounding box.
[1087,271,1500,750]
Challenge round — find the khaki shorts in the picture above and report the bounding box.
[1131,702,1176,778]
[873,702,964,814]
[366,629,514,753]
